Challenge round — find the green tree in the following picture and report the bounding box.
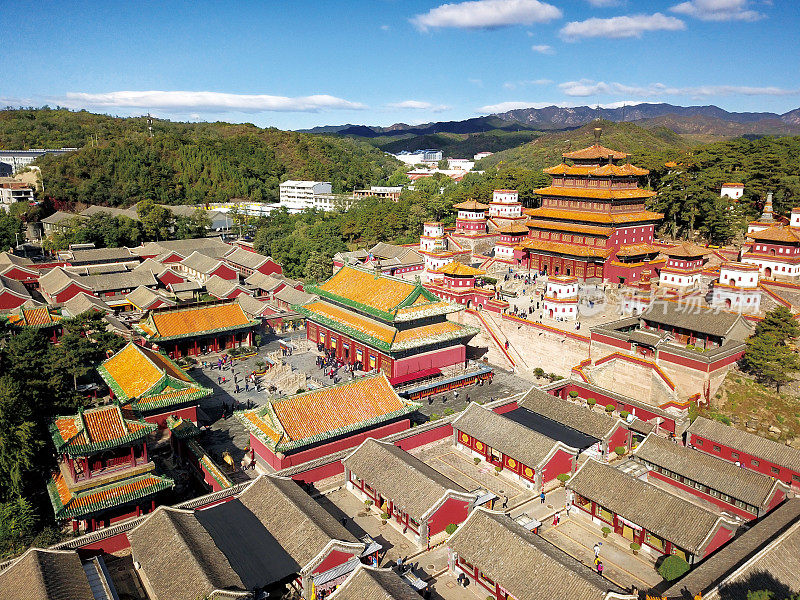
[138,199,175,241]
[742,307,800,391]
[0,211,23,252]
[0,377,39,500]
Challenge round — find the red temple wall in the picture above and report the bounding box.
[210,264,238,281]
[543,449,575,483]
[76,532,131,558]
[0,291,28,310]
[702,525,736,558]
[289,460,344,485]
[608,425,630,451]
[428,497,470,536]
[393,345,465,378]
[256,260,283,276]
[144,404,198,428]
[313,549,356,576]
[396,423,453,452]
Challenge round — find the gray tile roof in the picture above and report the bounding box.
[245,271,284,291]
[275,286,316,306]
[128,507,247,600]
[236,294,272,317]
[688,417,800,473]
[205,274,248,299]
[0,274,31,300]
[663,499,800,599]
[453,402,572,469]
[448,509,617,600]
[180,251,225,274]
[126,285,175,309]
[68,246,137,265]
[41,211,77,225]
[343,438,469,521]
[62,292,112,317]
[0,548,94,600]
[79,205,139,220]
[238,475,362,567]
[79,269,157,293]
[641,301,752,339]
[519,387,617,441]
[223,246,271,270]
[133,257,170,276]
[634,433,779,508]
[330,565,421,600]
[567,460,729,554]
[39,267,87,297]
[0,251,33,266]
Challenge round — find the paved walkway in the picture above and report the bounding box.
[541,512,662,591]
[410,442,536,508]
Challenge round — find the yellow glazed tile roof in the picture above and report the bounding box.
[319,266,418,313]
[453,200,489,210]
[525,207,663,224]
[563,143,629,160]
[302,301,396,344]
[393,320,463,344]
[273,374,406,442]
[147,303,251,338]
[534,186,656,200]
[526,219,610,236]
[436,262,486,276]
[523,240,613,258]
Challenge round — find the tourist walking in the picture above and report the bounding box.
[593,543,601,559]
[540,491,546,504]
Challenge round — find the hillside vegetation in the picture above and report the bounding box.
[1,108,401,206]
[369,129,544,157]
[477,120,696,171]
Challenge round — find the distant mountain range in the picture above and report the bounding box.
[300,103,800,144]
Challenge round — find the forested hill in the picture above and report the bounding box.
[476,120,696,172]
[0,108,401,206]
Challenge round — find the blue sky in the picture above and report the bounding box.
[2,0,798,129]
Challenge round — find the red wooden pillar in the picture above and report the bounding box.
[174,343,179,358]
[194,340,199,355]
[130,446,136,467]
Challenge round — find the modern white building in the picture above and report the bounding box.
[447,159,474,171]
[391,150,443,166]
[473,152,493,161]
[278,180,333,211]
[0,182,34,211]
[0,148,77,176]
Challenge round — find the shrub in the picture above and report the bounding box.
[445,523,459,535]
[430,413,440,421]
[364,500,373,507]
[380,512,390,520]
[474,457,481,465]
[620,410,630,419]
[630,542,640,554]
[658,555,690,581]
[568,391,579,399]
[605,404,615,413]
[556,473,570,484]
[494,465,503,473]
[587,398,596,407]
[601,526,611,537]
[444,408,454,416]
[533,367,545,378]
[614,446,626,456]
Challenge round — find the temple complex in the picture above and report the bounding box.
[98,342,212,426]
[297,265,479,381]
[48,404,173,532]
[517,129,663,282]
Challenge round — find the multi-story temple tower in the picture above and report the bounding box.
[517,129,663,282]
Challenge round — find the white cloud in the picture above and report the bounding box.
[585,0,621,6]
[59,90,367,113]
[386,100,451,112]
[411,0,562,31]
[560,13,685,40]
[503,79,552,90]
[558,79,800,97]
[670,0,764,21]
[468,78,484,86]
[380,24,390,30]
[531,44,555,54]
